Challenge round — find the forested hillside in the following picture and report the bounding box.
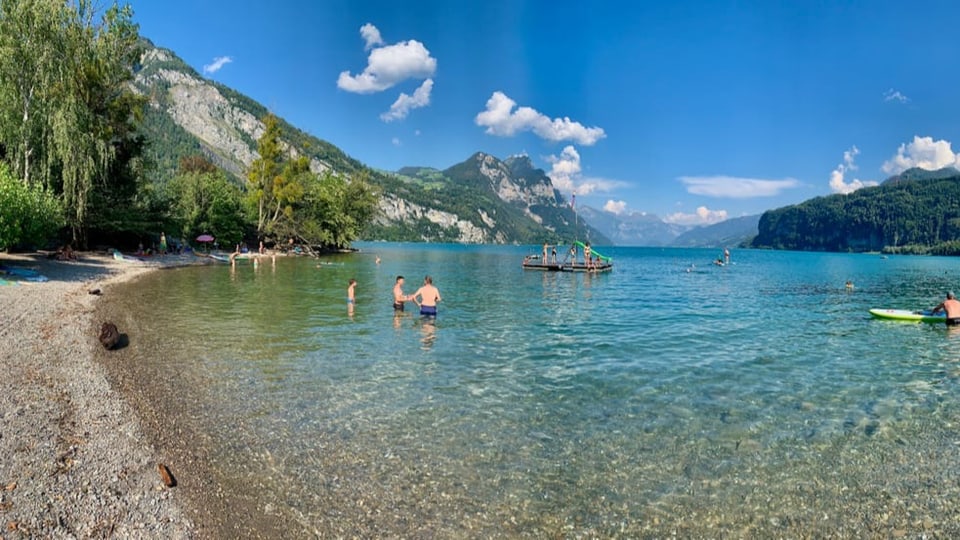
[751,168,960,254]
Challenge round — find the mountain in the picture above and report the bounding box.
[577,206,686,246]
[882,166,959,186]
[577,205,759,247]
[751,169,960,253]
[370,152,610,243]
[671,214,760,248]
[132,40,607,245]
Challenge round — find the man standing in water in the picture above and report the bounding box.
[931,291,960,325]
[393,275,410,311]
[412,276,442,317]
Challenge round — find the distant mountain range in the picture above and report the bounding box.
[577,206,760,247]
[131,40,608,245]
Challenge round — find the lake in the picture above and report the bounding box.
[98,244,960,536]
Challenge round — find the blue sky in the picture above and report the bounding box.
[129,0,960,225]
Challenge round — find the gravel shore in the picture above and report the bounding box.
[0,252,198,538]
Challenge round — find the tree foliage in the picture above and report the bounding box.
[752,173,960,253]
[244,115,380,249]
[0,162,62,250]
[297,170,380,248]
[245,113,284,236]
[0,0,145,245]
[168,167,245,248]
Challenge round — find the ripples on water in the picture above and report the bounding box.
[109,246,960,536]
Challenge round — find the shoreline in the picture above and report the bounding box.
[0,251,208,538]
[91,261,298,538]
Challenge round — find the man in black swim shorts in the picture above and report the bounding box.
[393,275,409,311]
[931,291,960,325]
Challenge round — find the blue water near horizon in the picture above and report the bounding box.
[113,243,960,535]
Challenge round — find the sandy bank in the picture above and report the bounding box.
[0,251,200,538]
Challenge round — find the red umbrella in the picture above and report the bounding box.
[196,234,215,242]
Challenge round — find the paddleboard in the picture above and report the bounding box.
[869,308,945,324]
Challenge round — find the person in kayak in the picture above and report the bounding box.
[931,291,960,325]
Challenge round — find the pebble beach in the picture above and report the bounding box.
[0,252,197,538]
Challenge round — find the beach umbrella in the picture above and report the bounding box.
[196,234,215,243]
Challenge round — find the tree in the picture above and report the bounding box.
[243,113,380,249]
[299,170,379,249]
[0,0,62,186]
[169,169,246,248]
[0,0,144,245]
[245,113,283,237]
[0,162,62,250]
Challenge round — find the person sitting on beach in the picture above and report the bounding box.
[931,291,960,325]
[55,244,77,261]
[393,275,410,312]
[411,276,442,318]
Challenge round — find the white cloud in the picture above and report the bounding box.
[380,79,433,122]
[883,88,909,103]
[337,37,436,94]
[678,175,800,198]
[545,145,624,195]
[663,206,729,226]
[202,56,232,75]
[881,135,960,175]
[360,23,383,50]
[603,200,627,214]
[391,137,401,146]
[829,145,878,194]
[475,91,605,146]
[546,146,581,192]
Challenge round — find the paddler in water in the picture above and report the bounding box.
[930,291,960,325]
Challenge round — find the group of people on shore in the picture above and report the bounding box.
[346,274,442,318]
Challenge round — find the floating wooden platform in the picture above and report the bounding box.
[522,259,613,273]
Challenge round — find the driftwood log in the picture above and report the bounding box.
[99,322,120,350]
[157,463,176,487]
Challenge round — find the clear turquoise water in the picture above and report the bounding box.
[110,245,960,535]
